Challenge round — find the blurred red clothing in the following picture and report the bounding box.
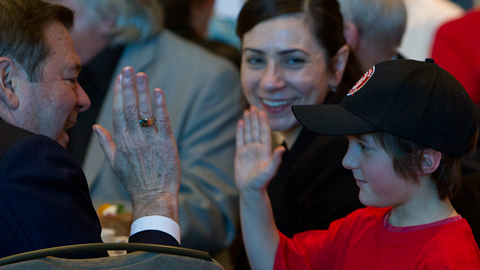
[431,10,480,104]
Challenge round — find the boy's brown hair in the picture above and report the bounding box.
[372,129,478,200]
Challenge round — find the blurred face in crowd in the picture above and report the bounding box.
[12,21,90,147]
[241,14,333,135]
[46,0,108,64]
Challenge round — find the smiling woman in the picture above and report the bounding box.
[237,0,362,147]
[233,0,364,268]
[240,15,332,140]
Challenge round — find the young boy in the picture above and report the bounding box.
[235,59,480,269]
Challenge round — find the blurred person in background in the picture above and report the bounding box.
[46,0,243,254]
[207,0,244,49]
[158,0,241,68]
[431,5,480,104]
[338,0,407,72]
[431,2,480,246]
[450,0,475,10]
[398,0,464,60]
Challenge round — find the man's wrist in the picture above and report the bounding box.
[131,195,179,223]
[130,215,181,245]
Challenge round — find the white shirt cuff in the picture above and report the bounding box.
[130,215,181,245]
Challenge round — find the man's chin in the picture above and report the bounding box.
[57,130,70,148]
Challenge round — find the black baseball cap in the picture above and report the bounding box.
[292,59,479,158]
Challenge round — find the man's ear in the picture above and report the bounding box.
[420,149,443,175]
[0,57,19,109]
[329,44,349,88]
[343,21,359,51]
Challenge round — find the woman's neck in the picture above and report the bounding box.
[280,125,302,150]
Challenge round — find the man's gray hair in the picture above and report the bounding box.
[338,0,406,52]
[82,0,164,45]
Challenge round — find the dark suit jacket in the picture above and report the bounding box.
[0,119,178,259]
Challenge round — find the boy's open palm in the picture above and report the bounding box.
[235,106,285,192]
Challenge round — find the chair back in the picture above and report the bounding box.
[0,243,225,270]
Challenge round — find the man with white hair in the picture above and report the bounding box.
[338,0,407,72]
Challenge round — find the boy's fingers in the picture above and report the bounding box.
[250,106,261,142]
[259,111,271,146]
[244,109,252,143]
[237,119,245,148]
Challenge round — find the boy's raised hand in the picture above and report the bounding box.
[235,106,285,193]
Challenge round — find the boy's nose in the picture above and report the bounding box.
[342,145,357,170]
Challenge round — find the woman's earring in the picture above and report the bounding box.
[331,86,337,92]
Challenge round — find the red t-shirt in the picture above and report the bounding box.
[275,207,480,269]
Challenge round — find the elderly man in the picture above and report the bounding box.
[0,0,180,258]
[46,0,242,253]
[338,0,407,72]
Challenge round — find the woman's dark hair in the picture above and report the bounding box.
[236,0,363,103]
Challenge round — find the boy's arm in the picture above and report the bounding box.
[240,187,280,270]
[235,106,285,270]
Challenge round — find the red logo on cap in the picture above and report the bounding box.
[348,66,375,96]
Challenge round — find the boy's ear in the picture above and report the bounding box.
[0,57,19,109]
[420,149,443,175]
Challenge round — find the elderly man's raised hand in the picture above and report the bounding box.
[234,106,285,195]
[93,66,181,223]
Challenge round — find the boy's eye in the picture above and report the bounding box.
[359,143,370,152]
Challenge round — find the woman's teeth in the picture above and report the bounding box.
[262,99,291,107]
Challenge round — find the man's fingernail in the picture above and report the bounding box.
[137,75,145,85]
[124,68,133,79]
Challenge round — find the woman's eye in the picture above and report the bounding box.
[244,56,266,70]
[288,58,306,64]
[281,57,306,68]
[245,56,264,65]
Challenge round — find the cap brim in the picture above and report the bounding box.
[292,104,378,135]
